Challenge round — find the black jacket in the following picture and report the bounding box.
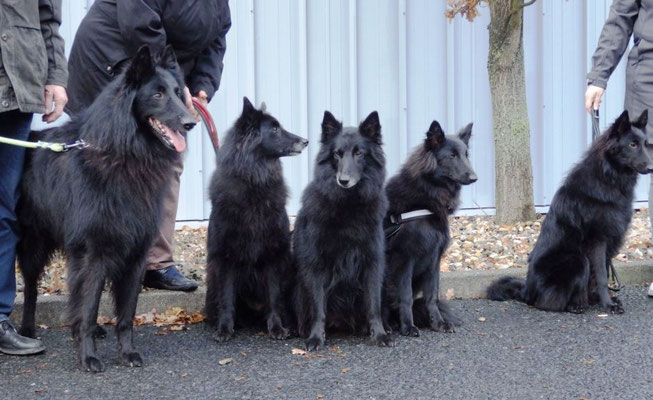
[66,0,230,114]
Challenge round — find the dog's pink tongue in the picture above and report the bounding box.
[167,130,186,153]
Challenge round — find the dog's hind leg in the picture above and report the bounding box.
[265,260,290,340]
[364,255,394,347]
[589,242,623,314]
[17,237,53,338]
[68,255,106,373]
[396,261,419,337]
[566,258,590,314]
[112,258,145,368]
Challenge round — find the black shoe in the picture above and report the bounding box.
[143,265,199,292]
[0,320,46,356]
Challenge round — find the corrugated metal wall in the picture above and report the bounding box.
[31,0,648,222]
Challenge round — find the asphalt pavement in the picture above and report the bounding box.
[2,285,653,399]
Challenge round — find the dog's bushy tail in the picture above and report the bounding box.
[486,276,525,302]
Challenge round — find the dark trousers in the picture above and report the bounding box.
[624,39,653,230]
[0,110,32,320]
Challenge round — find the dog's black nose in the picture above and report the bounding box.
[338,178,350,186]
[183,122,197,131]
[302,139,309,147]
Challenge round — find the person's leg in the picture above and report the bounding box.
[0,110,45,355]
[142,156,198,291]
[625,48,653,296]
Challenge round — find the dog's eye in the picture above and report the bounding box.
[630,141,638,149]
[333,151,341,159]
[355,150,363,157]
[272,127,278,134]
[153,92,163,99]
[450,152,457,158]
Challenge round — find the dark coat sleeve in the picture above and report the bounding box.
[39,0,68,87]
[116,0,167,57]
[587,0,639,89]
[187,3,232,101]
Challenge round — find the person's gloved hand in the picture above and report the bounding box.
[585,84,605,114]
[43,84,67,123]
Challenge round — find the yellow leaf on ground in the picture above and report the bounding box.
[291,348,307,356]
[218,358,234,366]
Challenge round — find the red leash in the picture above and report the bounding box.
[192,98,219,152]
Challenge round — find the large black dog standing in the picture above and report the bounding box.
[293,111,394,351]
[17,46,196,372]
[487,110,652,313]
[383,121,476,336]
[205,98,308,342]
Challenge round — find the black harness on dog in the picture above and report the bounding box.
[591,109,622,292]
[383,209,434,240]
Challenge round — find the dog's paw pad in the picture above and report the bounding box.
[268,325,290,340]
[374,333,395,348]
[305,336,324,352]
[122,352,143,368]
[433,322,455,333]
[400,325,420,337]
[566,304,585,314]
[82,356,105,373]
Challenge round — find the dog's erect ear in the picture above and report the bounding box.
[321,111,342,143]
[610,110,631,138]
[458,122,473,146]
[125,46,154,86]
[633,109,648,129]
[158,45,179,71]
[359,111,382,143]
[425,120,445,150]
[260,101,267,113]
[242,97,257,116]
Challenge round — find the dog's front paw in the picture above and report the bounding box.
[399,324,420,337]
[81,355,105,373]
[18,325,36,339]
[93,325,108,339]
[268,324,289,341]
[121,351,143,368]
[566,303,585,314]
[213,326,234,343]
[608,297,625,314]
[373,332,395,348]
[305,335,324,352]
[432,321,455,333]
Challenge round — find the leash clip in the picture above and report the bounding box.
[62,139,89,151]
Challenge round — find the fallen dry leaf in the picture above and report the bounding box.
[235,376,246,381]
[341,368,350,373]
[317,395,324,399]
[478,317,486,322]
[218,358,234,366]
[180,372,188,378]
[445,288,455,300]
[291,348,307,356]
[597,314,609,319]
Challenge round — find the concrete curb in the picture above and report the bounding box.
[10,261,653,327]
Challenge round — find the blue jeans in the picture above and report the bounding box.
[0,110,33,321]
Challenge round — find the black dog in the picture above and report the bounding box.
[293,111,393,350]
[487,110,652,313]
[17,46,196,372]
[383,121,476,336]
[205,97,308,342]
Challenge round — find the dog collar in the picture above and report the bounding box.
[389,209,434,225]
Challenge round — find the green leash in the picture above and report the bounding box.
[0,135,87,152]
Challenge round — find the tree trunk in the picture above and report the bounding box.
[487,0,536,224]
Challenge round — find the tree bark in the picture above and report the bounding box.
[487,0,536,224]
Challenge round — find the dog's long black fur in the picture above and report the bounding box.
[293,110,394,351]
[487,110,652,313]
[205,97,308,342]
[17,46,196,372]
[383,121,476,336]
